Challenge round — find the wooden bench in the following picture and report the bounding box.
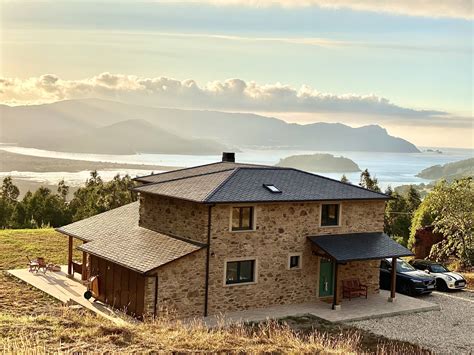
[342,278,368,300]
[71,260,83,276]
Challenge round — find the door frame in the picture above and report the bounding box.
[318,257,335,298]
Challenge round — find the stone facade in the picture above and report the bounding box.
[147,248,207,318]
[139,193,208,244]
[141,198,386,318]
[206,200,385,314]
[337,260,381,302]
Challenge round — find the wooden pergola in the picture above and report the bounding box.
[66,234,88,281]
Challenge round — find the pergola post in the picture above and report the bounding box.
[81,246,87,281]
[388,257,397,302]
[332,262,340,310]
[67,235,73,275]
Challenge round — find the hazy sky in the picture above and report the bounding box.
[1,0,473,148]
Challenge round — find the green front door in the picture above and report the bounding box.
[319,258,334,297]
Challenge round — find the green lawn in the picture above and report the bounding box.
[0,228,81,270]
[0,229,429,353]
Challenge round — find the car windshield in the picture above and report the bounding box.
[430,264,449,273]
[396,259,416,272]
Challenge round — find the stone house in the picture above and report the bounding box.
[57,153,412,318]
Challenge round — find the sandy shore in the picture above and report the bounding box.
[0,150,180,173]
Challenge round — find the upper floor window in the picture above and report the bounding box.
[232,206,254,231]
[321,204,340,226]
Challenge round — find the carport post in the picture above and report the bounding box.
[389,257,396,302]
[332,262,340,310]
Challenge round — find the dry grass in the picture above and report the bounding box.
[460,272,473,290]
[0,229,430,354]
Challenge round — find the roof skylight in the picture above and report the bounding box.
[263,184,282,193]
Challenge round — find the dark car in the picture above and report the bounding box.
[380,258,436,296]
[409,259,467,291]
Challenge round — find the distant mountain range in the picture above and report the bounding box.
[0,99,420,154]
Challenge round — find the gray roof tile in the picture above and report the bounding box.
[133,165,389,203]
[135,161,268,184]
[56,202,203,273]
[309,232,413,262]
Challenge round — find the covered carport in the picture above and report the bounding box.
[309,232,414,310]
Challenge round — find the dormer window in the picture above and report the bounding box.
[263,184,281,193]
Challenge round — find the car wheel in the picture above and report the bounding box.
[436,279,448,292]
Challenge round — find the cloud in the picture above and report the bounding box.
[159,0,473,20]
[2,72,471,129]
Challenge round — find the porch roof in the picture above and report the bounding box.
[56,202,205,274]
[308,232,413,263]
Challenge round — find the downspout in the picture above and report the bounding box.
[204,205,213,317]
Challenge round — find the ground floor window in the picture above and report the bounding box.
[225,259,255,285]
[288,254,302,269]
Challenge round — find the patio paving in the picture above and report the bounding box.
[203,290,440,326]
[7,266,130,325]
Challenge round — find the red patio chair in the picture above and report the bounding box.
[26,256,39,273]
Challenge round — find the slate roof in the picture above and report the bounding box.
[56,202,204,274]
[134,161,269,184]
[133,165,389,203]
[309,232,413,262]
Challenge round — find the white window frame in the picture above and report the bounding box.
[229,205,257,232]
[287,253,302,270]
[223,257,258,287]
[319,202,342,228]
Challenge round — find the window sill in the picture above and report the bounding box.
[319,225,341,228]
[229,229,257,233]
[224,281,257,287]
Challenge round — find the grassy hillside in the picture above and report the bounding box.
[0,229,427,353]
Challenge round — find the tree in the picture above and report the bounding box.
[406,185,421,212]
[340,174,350,183]
[384,191,411,246]
[69,171,137,221]
[384,185,422,247]
[427,178,473,266]
[0,177,20,228]
[359,169,381,192]
[57,179,70,201]
[1,177,19,202]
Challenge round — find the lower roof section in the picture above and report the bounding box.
[309,232,413,263]
[56,202,204,274]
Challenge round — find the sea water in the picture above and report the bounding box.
[0,145,472,190]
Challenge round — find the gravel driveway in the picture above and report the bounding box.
[350,290,474,354]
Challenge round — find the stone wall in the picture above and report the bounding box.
[206,200,385,314]
[146,248,207,319]
[337,260,381,302]
[139,193,208,244]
